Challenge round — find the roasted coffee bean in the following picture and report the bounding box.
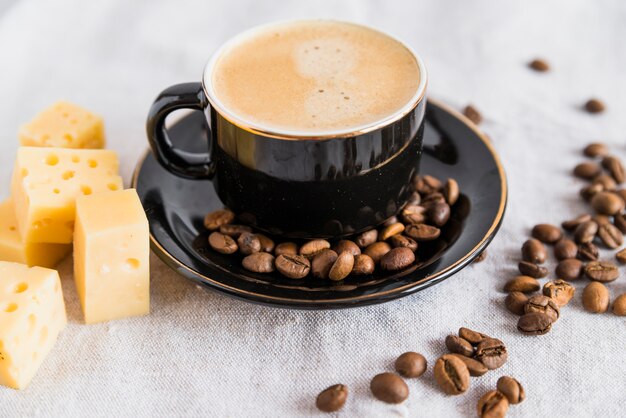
[426,202,451,227]
[311,249,339,280]
[449,354,488,377]
[598,223,623,248]
[584,98,605,113]
[275,254,311,279]
[443,178,460,205]
[352,254,375,275]
[242,252,275,273]
[524,295,560,322]
[407,191,421,204]
[497,376,525,405]
[614,213,626,234]
[612,293,626,316]
[555,258,583,281]
[328,252,354,281]
[543,280,576,306]
[275,242,298,256]
[355,229,378,248]
[531,224,562,244]
[370,373,409,404]
[379,223,405,241]
[463,104,482,125]
[528,58,550,72]
[332,240,361,256]
[219,224,252,238]
[208,232,238,254]
[521,238,547,264]
[505,291,529,315]
[580,183,604,201]
[401,205,426,225]
[582,282,610,313]
[445,335,474,357]
[593,214,612,226]
[477,390,509,418]
[421,192,446,208]
[458,327,490,345]
[475,339,508,370]
[517,312,553,335]
[584,260,619,282]
[573,162,601,179]
[382,216,399,227]
[574,220,598,244]
[562,214,592,231]
[517,261,548,278]
[255,234,275,253]
[584,142,609,158]
[395,352,427,378]
[577,242,599,261]
[474,250,488,263]
[237,232,261,255]
[316,384,348,413]
[591,191,625,215]
[616,189,626,204]
[593,174,617,191]
[602,155,625,184]
[415,175,442,195]
[363,242,392,264]
[203,209,235,231]
[380,247,415,271]
[616,248,626,264]
[405,224,441,241]
[433,354,470,395]
[389,235,418,252]
[554,239,578,260]
[300,239,331,259]
[504,275,540,293]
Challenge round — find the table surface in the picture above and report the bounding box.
[1,0,625,417]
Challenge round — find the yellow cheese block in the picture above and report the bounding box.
[0,262,67,390]
[19,101,105,149]
[0,199,71,268]
[11,147,124,244]
[74,189,150,324]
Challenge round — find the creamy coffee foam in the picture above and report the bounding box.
[208,21,421,135]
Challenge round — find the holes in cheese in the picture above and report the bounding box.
[45,154,59,166]
[62,171,75,180]
[39,326,48,344]
[71,155,80,163]
[87,159,97,168]
[14,283,28,293]
[107,183,119,191]
[81,186,92,196]
[4,303,18,313]
[124,258,140,270]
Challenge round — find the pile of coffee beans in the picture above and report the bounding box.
[204,175,460,281]
[477,376,525,418]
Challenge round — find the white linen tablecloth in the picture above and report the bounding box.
[0,0,625,416]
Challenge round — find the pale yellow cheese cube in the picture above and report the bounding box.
[0,262,66,390]
[19,101,105,149]
[0,199,71,268]
[11,147,123,244]
[74,189,150,324]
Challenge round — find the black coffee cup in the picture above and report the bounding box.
[147,22,427,239]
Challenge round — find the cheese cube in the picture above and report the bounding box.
[19,101,105,149]
[74,189,150,324]
[0,199,70,268]
[0,262,66,390]
[11,147,123,244]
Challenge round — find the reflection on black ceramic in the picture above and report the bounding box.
[133,100,507,309]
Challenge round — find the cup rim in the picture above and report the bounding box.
[201,19,428,140]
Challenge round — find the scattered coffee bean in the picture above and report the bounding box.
[524,295,560,322]
[517,261,548,278]
[474,250,488,263]
[401,205,426,225]
[521,238,547,264]
[237,232,261,255]
[370,373,409,404]
[382,216,399,227]
[614,213,626,234]
[433,354,470,395]
[242,252,275,273]
[443,178,460,205]
[543,280,576,306]
[554,239,578,260]
[275,242,298,256]
[275,254,311,279]
[405,223,441,241]
[363,242,392,264]
[528,58,550,72]
[311,249,339,280]
[531,223,562,244]
[449,353,488,377]
[580,183,604,201]
[584,98,605,114]
[445,335,474,357]
[597,223,623,248]
[407,191,421,204]
[593,214,611,226]
[517,312,553,335]
[328,252,354,281]
[616,248,626,263]
[355,229,378,248]
[505,291,529,315]
[601,155,625,184]
[582,282,610,313]
[574,220,598,244]
[555,258,583,281]
[256,234,275,253]
[577,242,599,261]
[497,376,525,405]
[616,189,626,203]
[474,339,508,370]
[504,275,541,293]
[316,384,348,413]
[219,224,252,238]
[584,260,619,282]
[562,214,592,231]
[421,193,446,208]
[477,390,509,418]
[388,235,418,251]
[415,175,442,195]
[352,254,375,275]
[380,247,415,271]
[591,191,625,215]
[395,352,427,378]
[204,209,235,231]
[612,293,626,316]
[208,232,238,254]
[583,142,609,158]
[379,222,405,241]
[458,327,489,345]
[300,239,331,259]
[573,162,601,180]
[463,104,482,125]
[426,202,451,227]
[593,174,617,190]
[332,240,361,257]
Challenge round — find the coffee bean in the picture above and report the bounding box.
[573,162,601,180]
[591,191,625,215]
[602,155,625,184]
[219,224,252,238]
[584,260,619,282]
[405,224,441,241]
[593,174,617,191]
[582,282,610,313]
[275,242,298,256]
[458,327,489,345]
[616,189,626,204]
[407,191,421,204]
[577,242,599,261]
[401,205,426,225]
[524,295,560,322]
[574,220,598,244]
[433,354,470,395]
[555,258,583,281]
[616,248,626,264]
[543,280,576,306]
[332,240,361,256]
[474,339,508,370]
[363,242,391,264]
[443,178,460,205]
[300,239,331,259]
[395,352,427,378]
[580,183,604,201]
[379,222,405,241]
[528,58,550,72]
[531,224,562,244]
[316,384,348,413]
[474,250,488,263]
[242,252,275,273]
[463,104,482,125]
[380,247,415,271]
[517,312,553,335]
[204,209,235,231]
[328,252,354,281]
[517,261,548,278]
[275,254,311,279]
[370,373,409,404]
[477,390,509,418]
[255,234,275,253]
[598,223,623,248]
[504,275,540,293]
[388,235,418,252]
[415,175,442,195]
[445,335,474,357]
[583,142,609,158]
[311,249,339,280]
[352,254,375,275]
[237,232,261,255]
[614,213,626,234]
[497,376,525,405]
[426,202,451,227]
[562,214,592,231]
[208,232,238,254]
[554,239,578,260]
[355,229,378,248]
[449,353,488,377]
[612,293,626,316]
[521,238,547,264]
[382,216,399,227]
[584,98,605,113]
[505,291,529,315]
[593,214,612,226]
[421,192,446,208]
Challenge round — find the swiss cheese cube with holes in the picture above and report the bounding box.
[18,101,105,149]
[11,147,123,244]
[74,189,150,324]
[0,199,71,268]
[0,262,67,390]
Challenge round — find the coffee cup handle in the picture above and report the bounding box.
[146,82,215,179]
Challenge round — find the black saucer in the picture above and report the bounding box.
[133,99,507,309]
